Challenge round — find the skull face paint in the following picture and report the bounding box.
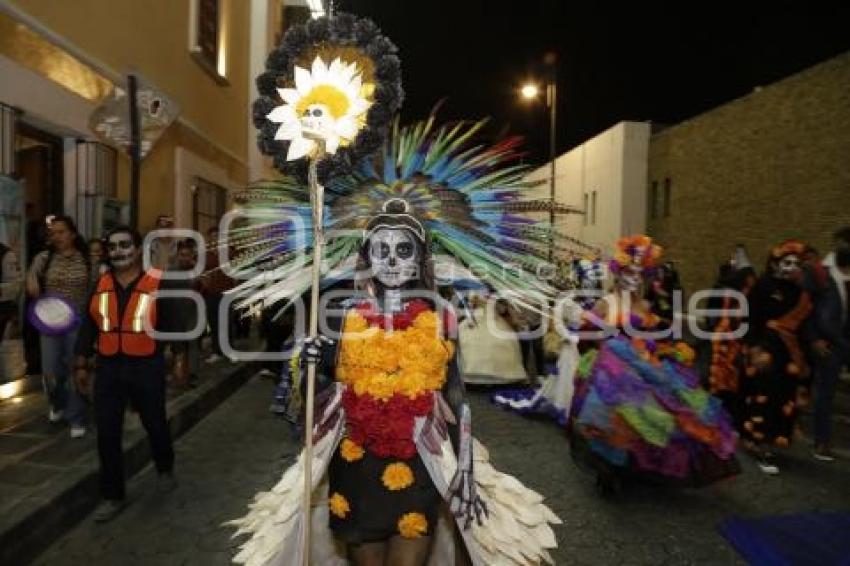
[618,265,643,293]
[577,260,605,291]
[300,104,333,141]
[368,228,419,289]
[107,232,138,269]
[774,254,801,279]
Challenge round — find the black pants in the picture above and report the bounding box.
[94,357,174,501]
[520,333,545,377]
[205,293,224,355]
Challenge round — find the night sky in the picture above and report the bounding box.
[337,1,850,165]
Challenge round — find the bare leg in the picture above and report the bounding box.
[386,535,432,566]
[350,541,388,566]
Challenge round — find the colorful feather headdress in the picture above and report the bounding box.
[228,115,595,313]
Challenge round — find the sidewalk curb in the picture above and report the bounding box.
[0,361,259,566]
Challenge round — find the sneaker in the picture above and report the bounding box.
[93,499,126,523]
[156,472,178,494]
[813,446,836,462]
[70,425,87,439]
[48,409,64,423]
[756,458,780,475]
[204,354,223,364]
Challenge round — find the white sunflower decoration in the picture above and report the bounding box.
[253,13,403,183]
[268,56,372,160]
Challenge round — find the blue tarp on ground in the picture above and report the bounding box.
[719,512,850,566]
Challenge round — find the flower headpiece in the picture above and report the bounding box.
[610,234,662,273]
[770,239,806,259]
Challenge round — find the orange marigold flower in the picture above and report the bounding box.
[340,438,365,462]
[397,512,428,538]
[329,492,350,519]
[382,462,415,491]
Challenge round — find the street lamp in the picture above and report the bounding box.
[520,76,557,263]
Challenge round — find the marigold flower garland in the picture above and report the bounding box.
[337,305,454,459]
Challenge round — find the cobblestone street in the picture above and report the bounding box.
[33,375,850,565]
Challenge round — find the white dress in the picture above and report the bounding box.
[491,299,585,424]
[459,302,528,385]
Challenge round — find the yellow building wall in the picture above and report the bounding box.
[8,0,251,167]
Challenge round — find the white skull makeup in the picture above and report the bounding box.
[369,228,419,289]
[578,260,605,291]
[774,254,801,279]
[618,265,643,293]
[107,232,138,269]
[300,104,333,141]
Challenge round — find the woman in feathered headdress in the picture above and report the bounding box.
[568,235,739,494]
[229,113,571,564]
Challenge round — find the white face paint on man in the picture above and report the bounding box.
[368,228,419,289]
[107,232,138,269]
[618,265,643,293]
[774,254,801,279]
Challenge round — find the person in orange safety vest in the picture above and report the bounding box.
[74,225,192,523]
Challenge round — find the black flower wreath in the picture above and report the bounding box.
[253,13,403,184]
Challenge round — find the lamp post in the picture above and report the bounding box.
[521,75,557,263]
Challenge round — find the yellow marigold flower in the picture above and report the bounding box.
[382,462,415,491]
[340,438,365,462]
[328,492,350,519]
[412,311,439,331]
[397,512,428,538]
[344,312,369,332]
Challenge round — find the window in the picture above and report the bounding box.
[649,181,658,220]
[189,0,228,84]
[1,102,17,176]
[192,178,227,235]
[582,192,589,226]
[590,191,597,226]
[75,141,118,238]
[663,178,672,217]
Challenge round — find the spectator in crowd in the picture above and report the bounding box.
[74,226,188,522]
[149,214,178,271]
[810,227,850,461]
[88,237,109,282]
[172,239,202,388]
[200,226,234,363]
[26,215,90,438]
[0,240,21,341]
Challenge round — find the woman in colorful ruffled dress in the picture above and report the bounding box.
[569,236,739,493]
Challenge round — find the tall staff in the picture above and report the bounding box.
[301,140,325,565]
[251,6,403,562]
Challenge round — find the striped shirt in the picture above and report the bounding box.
[29,250,90,313]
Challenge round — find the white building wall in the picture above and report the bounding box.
[522,121,651,256]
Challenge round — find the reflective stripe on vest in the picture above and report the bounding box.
[98,292,110,332]
[132,292,152,333]
[89,270,162,357]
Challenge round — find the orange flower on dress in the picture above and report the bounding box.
[397,512,428,538]
[329,492,351,519]
[340,438,365,462]
[382,462,414,491]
